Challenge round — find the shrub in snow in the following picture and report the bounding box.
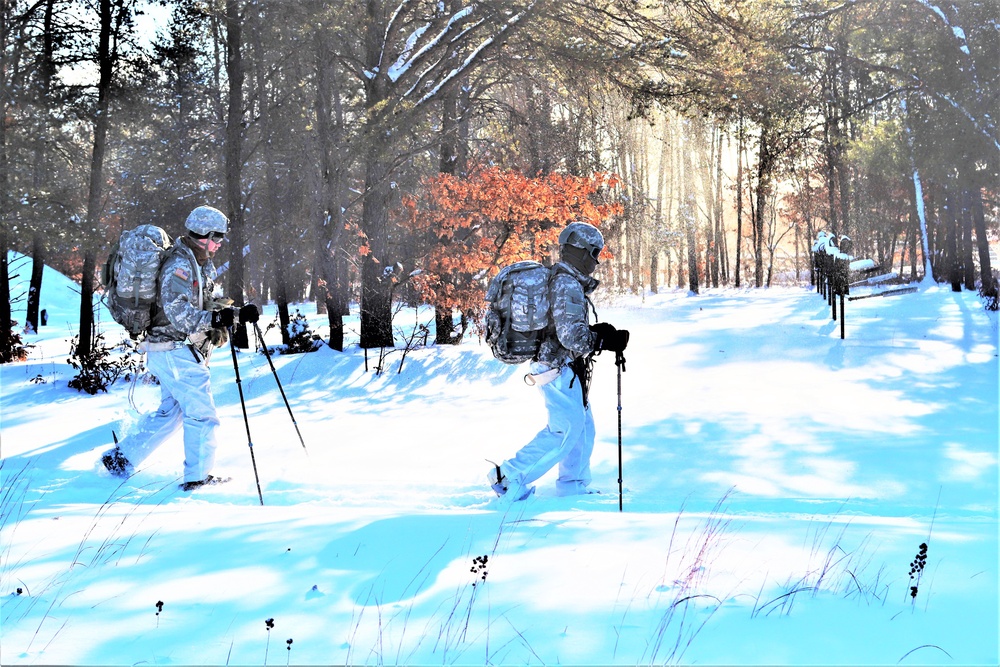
[283,310,323,354]
[0,322,32,363]
[263,311,322,355]
[67,332,144,394]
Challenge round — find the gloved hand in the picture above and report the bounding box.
[209,327,229,348]
[239,303,260,324]
[590,322,629,353]
[590,322,617,351]
[606,328,630,353]
[211,307,236,329]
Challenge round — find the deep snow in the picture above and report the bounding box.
[1,250,997,666]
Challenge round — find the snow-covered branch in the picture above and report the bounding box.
[790,0,863,24]
[928,88,1000,154]
[380,0,418,73]
[387,4,478,84]
[910,0,970,54]
[411,3,534,109]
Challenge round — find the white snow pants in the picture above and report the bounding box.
[501,362,595,496]
[116,345,220,483]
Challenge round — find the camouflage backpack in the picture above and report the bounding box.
[484,261,553,364]
[101,225,172,339]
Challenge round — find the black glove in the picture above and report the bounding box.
[211,307,236,329]
[590,322,629,353]
[607,328,630,353]
[590,322,617,352]
[239,303,260,324]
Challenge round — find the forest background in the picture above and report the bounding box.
[1,0,997,364]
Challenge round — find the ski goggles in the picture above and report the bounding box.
[190,230,226,242]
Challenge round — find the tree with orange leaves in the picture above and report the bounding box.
[401,167,621,341]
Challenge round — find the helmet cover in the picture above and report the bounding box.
[184,206,229,236]
[558,222,604,258]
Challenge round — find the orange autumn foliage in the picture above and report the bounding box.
[402,167,622,320]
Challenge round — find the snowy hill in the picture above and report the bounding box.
[1,250,997,665]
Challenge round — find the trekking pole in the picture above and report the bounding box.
[229,329,265,505]
[615,349,626,512]
[251,320,307,453]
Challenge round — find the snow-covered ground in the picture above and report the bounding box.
[2,251,997,666]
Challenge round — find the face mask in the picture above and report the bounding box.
[562,244,600,275]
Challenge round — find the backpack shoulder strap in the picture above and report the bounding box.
[159,241,204,311]
[549,262,598,323]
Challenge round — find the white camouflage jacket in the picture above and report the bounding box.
[147,240,219,346]
[537,261,599,369]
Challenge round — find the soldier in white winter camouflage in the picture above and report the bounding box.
[489,221,629,502]
[100,206,260,491]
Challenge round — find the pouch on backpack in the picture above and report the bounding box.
[484,261,552,364]
[101,225,172,339]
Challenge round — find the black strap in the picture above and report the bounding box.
[569,354,594,407]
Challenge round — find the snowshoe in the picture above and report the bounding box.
[487,464,534,502]
[487,463,508,496]
[101,448,133,478]
[179,474,231,492]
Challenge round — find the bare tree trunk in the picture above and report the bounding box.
[735,113,744,289]
[899,224,908,278]
[0,230,13,361]
[254,31,292,345]
[969,184,996,299]
[753,120,776,289]
[434,78,461,344]
[833,33,852,238]
[313,29,349,350]
[681,120,698,294]
[651,113,669,294]
[960,188,976,290]
[26,233,44,332]
[672,117,684,289]
[944,189,962,292]
[0,5,12,356]
[26,0,57,334]
[359,1,395,349]
[225,0,248,346]
[622,120,647,295]
[696,121,715,290]
[359,136,395,349]
[78,0,116,359]
[823,118,839,236]
[714,124,725,286]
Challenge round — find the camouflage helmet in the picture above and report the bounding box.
[558,221,604,260]
[184,206,229,236]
